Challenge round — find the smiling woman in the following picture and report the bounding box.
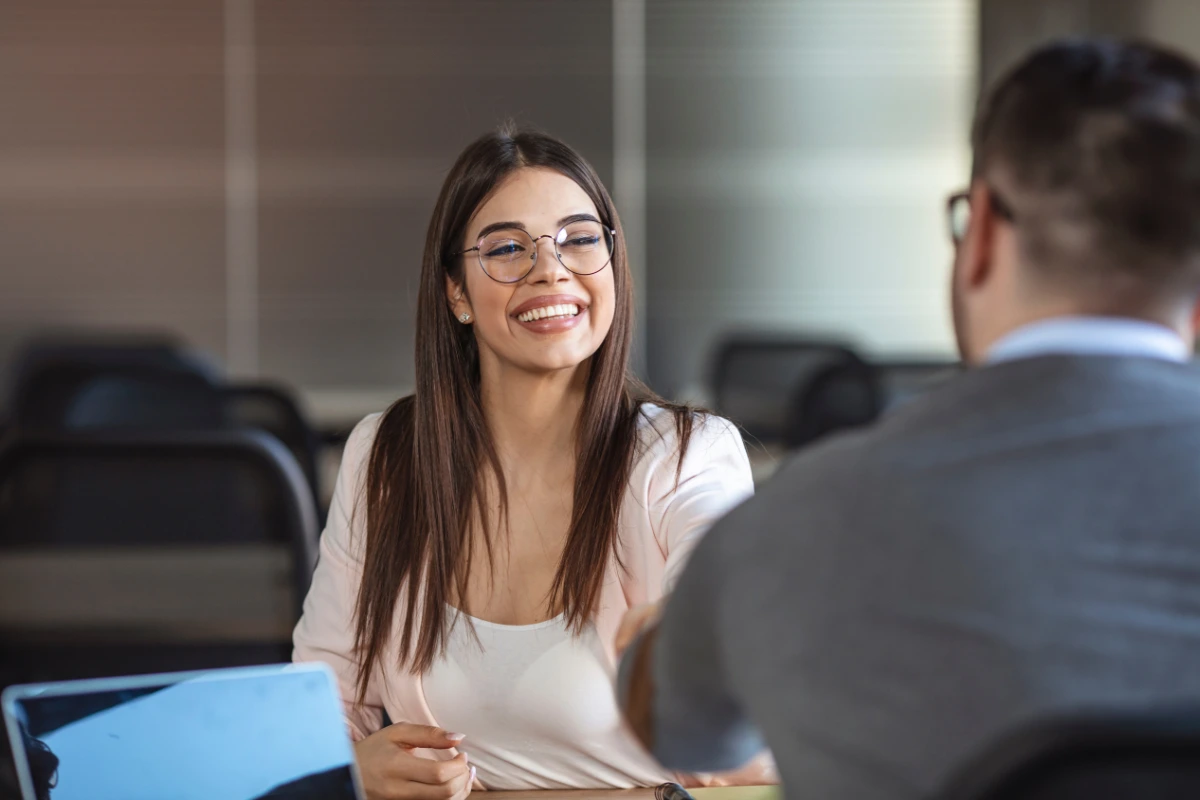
[292,125,773,799]
[446,166,619,376]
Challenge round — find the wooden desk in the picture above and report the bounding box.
[491,788,779,800]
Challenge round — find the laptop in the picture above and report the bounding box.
[2,663,363,800]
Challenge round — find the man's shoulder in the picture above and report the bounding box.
[742,355,1200,521]
[726,424,884,545]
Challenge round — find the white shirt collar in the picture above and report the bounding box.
[986,316,1190,365]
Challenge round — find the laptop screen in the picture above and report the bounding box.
[4,664,360,800]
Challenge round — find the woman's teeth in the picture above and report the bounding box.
[517,304,581,323]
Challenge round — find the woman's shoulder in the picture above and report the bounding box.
[635,401,743,455]
[341,395,418,466]
[348,410,385,444]
[341,411,384,471]
[334,401,414,501]
[632,402,749,491]
[625,404,754,573]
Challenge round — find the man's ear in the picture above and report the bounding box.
[961,181,999,291]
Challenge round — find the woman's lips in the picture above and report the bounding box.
[515,305,588,334]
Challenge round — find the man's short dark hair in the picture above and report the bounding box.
[973,38,1200,293]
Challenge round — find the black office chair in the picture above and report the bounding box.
[783,353,882,449]
[9,336,225,432]
[223,384,323,510]
[710,335,868,445]
[937,708,1200,800]
[7,341,326,510]
[0,730,19,800]
[0,431,318,689]
[8,333,220,390]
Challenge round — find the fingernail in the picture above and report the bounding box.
[470,766,477,782]
[445,731,466,741]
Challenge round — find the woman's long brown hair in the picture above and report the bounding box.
[352,125,699,696]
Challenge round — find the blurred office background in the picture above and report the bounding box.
[6,0,1200,415]
[0,0,976,422]
[3,0,1200,758]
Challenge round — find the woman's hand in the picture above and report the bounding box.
[354,723,476,800]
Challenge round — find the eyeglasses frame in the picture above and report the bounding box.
[946,186,1017,246]
[451,222,618,284]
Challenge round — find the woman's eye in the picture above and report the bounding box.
[484,242,525,258]
[563,235,600,248]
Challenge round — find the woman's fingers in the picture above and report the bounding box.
[395,751,470,786]
[355,725,472,800]
[382,722,466,751]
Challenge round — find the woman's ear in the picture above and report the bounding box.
[446,277,473,324]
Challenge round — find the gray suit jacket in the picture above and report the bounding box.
[647,355,1200,798]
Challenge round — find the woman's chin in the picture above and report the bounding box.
[509,346,600,376]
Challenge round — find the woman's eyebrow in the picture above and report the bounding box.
[474,212,600,241]
[557,212,600,227]
[474,220,527,239]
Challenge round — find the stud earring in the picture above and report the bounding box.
[460,313,471,323]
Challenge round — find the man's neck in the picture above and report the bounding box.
[977,297,1195,363]
[983,313,1193,366]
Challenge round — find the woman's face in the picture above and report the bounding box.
[448,167,618,376]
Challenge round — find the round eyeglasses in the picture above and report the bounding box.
[454,219,616,284]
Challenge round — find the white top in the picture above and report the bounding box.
[423,608,674,790]
[293,404,759,785]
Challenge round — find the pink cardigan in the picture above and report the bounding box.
[293,404,764,781]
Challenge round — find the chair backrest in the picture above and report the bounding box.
[223,383,322,504]
[937,709,1200,800]
[0,431,318,688]
[9,335,221,389]
[711,335,866,444]
[783,354,882,449]
[10,338,225,432]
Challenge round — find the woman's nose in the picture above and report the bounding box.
[526,236,570,284]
